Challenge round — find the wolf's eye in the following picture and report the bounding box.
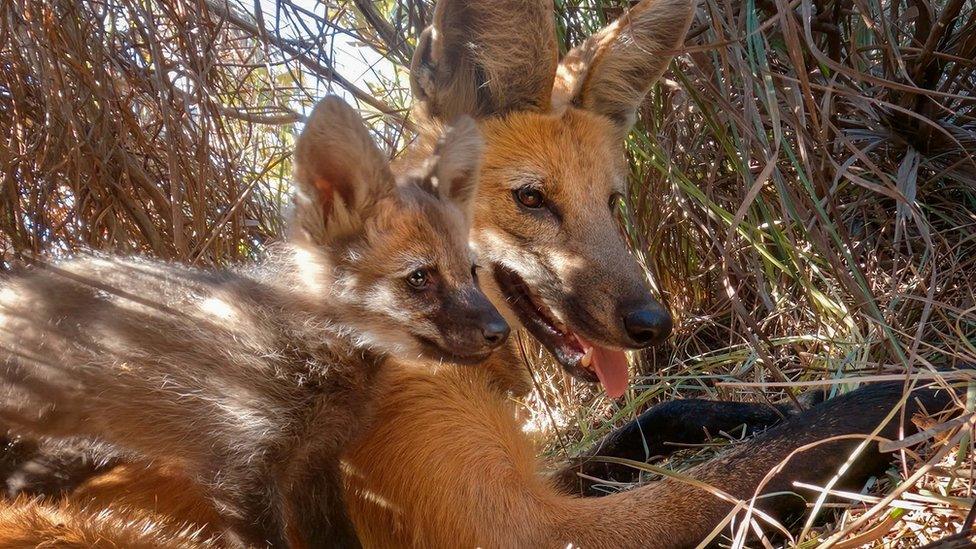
[406,269,430,289]
[514,186,544,209]
[471,264,480,281]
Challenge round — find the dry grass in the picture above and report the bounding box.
[2,0,975,546]
[0,0,412,266]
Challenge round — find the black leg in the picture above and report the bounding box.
[554,398,815,496]
[622,381,962,548]
[702,381,958,526]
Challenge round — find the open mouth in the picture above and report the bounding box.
[491,264,630,398]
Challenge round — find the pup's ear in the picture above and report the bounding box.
[293,96,394,241]
[419,116,484,224]
[551,0,696,135]
[410,0,558,122]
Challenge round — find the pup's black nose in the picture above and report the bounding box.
[481,318,511,347]
[622,305,672,347]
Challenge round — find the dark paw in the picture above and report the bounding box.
[2,437,121,498]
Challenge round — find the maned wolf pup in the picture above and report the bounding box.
[0,96,508,548]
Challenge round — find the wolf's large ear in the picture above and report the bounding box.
[410,0,558,122]
[293,96,394,241]
[420,116,484,224]
[551,0,696,134]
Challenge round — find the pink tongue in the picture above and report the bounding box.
[578,337,630,399]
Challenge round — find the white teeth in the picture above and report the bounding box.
[581,348,594,369]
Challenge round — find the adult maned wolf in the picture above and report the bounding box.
[0,0,963,547]
[0,96,508,548]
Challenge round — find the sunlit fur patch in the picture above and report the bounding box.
[351,324,418,357]
[202,384,273,435]
[199,297,236,321]
[0,286,18,305]
[361,284,411,323]
[291,246,331,295]
[545,249,585,282]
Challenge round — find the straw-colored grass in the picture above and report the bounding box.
[2,0,974,546]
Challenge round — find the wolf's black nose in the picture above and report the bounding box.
[482,318,511,347]
[622,306,672,346]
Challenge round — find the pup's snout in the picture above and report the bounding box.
[464,286,510,351]
[443,286,511,356]
[620,303,672,347]
[479,314,511,348]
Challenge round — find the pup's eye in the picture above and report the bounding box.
[406,269,430,289]
[514,186,544,209]
[471,264,480,280]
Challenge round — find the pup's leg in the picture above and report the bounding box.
[286,457,362,549]
[0,375,97,496]
[4,436,122,498]
[204,458,290,549]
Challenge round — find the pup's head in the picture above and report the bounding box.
[291,96,508,364]
[409,0,695,396]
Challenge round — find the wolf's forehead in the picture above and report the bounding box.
[554,111,627,192]
[483,110,625,197]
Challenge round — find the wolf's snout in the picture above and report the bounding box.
[621,304,672,347]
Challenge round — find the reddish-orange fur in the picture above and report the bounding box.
[0,492,215,548]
